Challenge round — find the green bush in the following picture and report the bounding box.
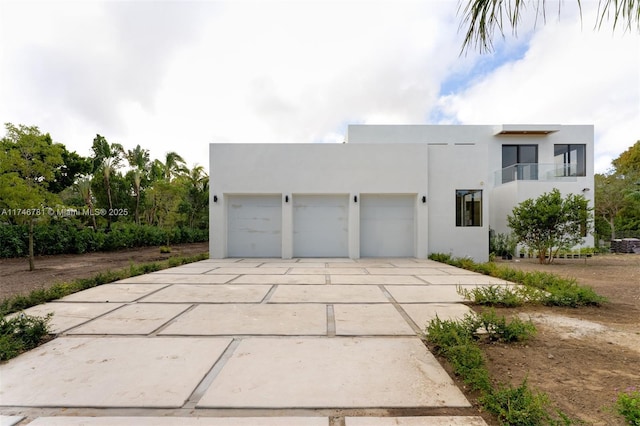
[482,379,559,426]
[425,312,572,425]
[617,387,640,425]
[0,313,52,361]
[430,253,607,307]
[0,222,208,258]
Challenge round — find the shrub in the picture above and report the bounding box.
[430,253,607,307]
[481,379,558,426]
[0,313,52,361]
[617,387,640,425]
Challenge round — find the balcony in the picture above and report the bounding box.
[495,163,578,185]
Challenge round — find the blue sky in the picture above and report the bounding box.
[0,0,638,173]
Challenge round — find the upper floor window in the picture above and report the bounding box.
[456,190,482,227]
[502,145,538,183]
[554,144,586,176]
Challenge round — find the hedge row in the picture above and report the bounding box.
[0,222,208,258]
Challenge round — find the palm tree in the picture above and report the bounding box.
[91,135,124,228]
[76,177,97,229]
[126,145,150,224]
[459,0,640,53]
[163,151,188,182]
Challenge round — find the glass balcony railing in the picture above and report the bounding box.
[495,163,578,185]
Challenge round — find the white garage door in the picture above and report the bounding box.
[360,194,415,257]
[227,195,282,257]
[293,195,349,257]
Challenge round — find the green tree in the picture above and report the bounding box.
[507,189,592,264]
[0,123,64,270]
[459,0,640,53]
[612,140,640,176]
[91,135,124,228]
[126,145,151,224]
[162,151,188,182]
[177,164,209,229]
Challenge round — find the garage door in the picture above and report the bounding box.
[360,194,415,257]
[227,195,282,257]
[293,195,349,257]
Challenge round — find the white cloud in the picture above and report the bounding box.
[437,2,640,173]
[0,0,637,174]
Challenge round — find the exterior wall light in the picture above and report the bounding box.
[354,195,358,203]
[285,195,289,203]
[422,196,427,203]
[213,195,218,203]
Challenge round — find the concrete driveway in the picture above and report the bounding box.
[0,258,512,425]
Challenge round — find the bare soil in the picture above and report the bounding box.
[1,249,638,424]
[0,242,209,300]
[471,254,640,425]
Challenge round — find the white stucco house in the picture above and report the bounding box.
[209,124,594,262]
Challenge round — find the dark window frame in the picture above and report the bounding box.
[456,189,483,227]
[554,144,586,177]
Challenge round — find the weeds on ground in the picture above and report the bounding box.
[0,313,52,361]
[617,387,640,425]
[430,253,606,307]
[424,311,573,425]
[0,252,208,316]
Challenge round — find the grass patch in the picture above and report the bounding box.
[0,313,52,361]
[429,253,606,307]
[617,387,640,425]
[0,252,208,316]
[424,311,573,425]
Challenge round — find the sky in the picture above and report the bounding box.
[0,0,638,174]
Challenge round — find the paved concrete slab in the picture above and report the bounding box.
[327,262,393,268]
[10,302,124,333]
[288,268,367,275]
[231,274,326,285]
[385,286,466,303]
[269,285,388,303]
[59,284,168,302]
[207,267,289,275]
[417,275,511,285]
[118,274,239,284]
[330,275,424,285]
[159,304,327,335]
[153,266,217,274]
[28,418,329,426]
[298,258,354,262]
[0,337,232,407]
[333,304,415,335]
[263,262,327,268]
[67,303,191,335]
[401,304,475,330]
[366,268,448,275]
[1,257,489,424]
[0,416,24,426]
[345,417,487,425]
[140,284,271,303]
[198,337,470,408]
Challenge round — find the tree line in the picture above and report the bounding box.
[0,123,209,269]
[595,140,640,241]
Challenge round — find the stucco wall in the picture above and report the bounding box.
[209,143,429,259]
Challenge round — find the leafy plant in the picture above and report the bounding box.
[617,387,640,425]
[482,379,558,426]
[0,313,52,361]
[431,253,607,307]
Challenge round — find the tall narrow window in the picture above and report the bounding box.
[502,145,538,183]
[456,190,482,227]
[554,144,586,176]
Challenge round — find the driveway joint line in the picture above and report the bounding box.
[378,284,422,335]
[182,338,241,409]
[149,303,198,336]
[327,304,336,337]
[260,285,278,304]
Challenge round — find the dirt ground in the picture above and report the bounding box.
[1,249,638,424]
[0,242,209,300]
[472,254,640,425]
